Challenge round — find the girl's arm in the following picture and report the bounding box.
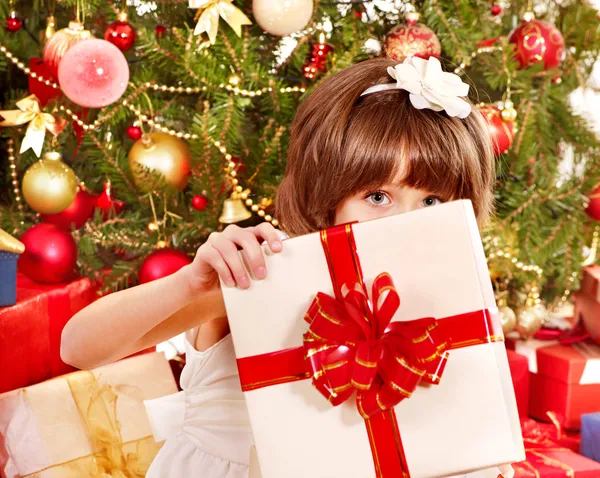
[61,223,283,370]
[60,264,224,369]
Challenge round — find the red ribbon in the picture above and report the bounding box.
[236,223,503,477]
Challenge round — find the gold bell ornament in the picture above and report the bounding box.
[22,151,79,214]
[219,190,252,224]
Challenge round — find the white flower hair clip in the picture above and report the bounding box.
[361,56,472,119]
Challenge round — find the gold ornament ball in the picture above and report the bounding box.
[501,101,518,122]
[516,306,544,339]
[22,152,78,214]
[531,302,548,323]
[129,133,191,192]
[499,306,517,335]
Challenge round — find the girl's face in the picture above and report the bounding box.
[334,182,444,225]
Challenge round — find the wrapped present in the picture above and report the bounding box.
[0,273,96,393]
[223,201,524,478]
[507,349,530,418]
[528,342,600,430]
[573,292,600,345]
[581,412,600,462]
[0,229,25,307]
[0,352,177,477]
[513,418,598,477]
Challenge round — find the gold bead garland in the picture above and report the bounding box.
[7,138,26,229]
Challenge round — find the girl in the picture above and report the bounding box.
[61,56,511,478]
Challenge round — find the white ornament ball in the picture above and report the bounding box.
[253,0,313,37]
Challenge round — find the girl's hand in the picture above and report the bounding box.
[187,223,283,292]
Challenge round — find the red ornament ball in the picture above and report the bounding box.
[586,185,600,221]
[104,19,136,52]
[192,194,209,211]
[491,4,502,15]
[509,19,565,70]
[127,125,143,140]
[41,187,96,230]
[138,248,192,284]
[155,25,168,40]
[6,15,23,32]
[19,223,78,284]
[479,104,515,156]
[385,23,441,62]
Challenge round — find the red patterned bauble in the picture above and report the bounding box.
[509,19,565,70]
[138,248,192,284]
[479,104,515,155]
[96,181,125,220]
[586,186,600,221]
[192,194,209,211]
[6,13,23,32]
[155,25,168,40]
[384,23,441,62]
[104,13,136,52]
[41,187,96,230]
[19,223,78,284]
[126,125,142,140]
[42,21,92,79]
[491,4,502,15]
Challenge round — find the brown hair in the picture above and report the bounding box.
[276,57,495,237]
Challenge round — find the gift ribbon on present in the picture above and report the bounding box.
[0,95,66,157]
[189,0,252,44]
[237,223,504,478]
[18,371,161,477]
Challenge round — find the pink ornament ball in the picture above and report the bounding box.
[58,38,129,108]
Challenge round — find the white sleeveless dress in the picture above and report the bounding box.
[144,333,252,478]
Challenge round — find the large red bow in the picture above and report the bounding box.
[304,272,449,418]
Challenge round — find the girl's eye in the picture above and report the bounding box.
[366,191,391,206]
[422,196,442,207]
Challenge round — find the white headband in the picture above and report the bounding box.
[361,56,472,119]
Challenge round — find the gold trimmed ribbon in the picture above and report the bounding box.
[0,95,66,157]
[189,0,252,44]
[21,371,161,477]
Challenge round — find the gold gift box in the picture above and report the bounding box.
[0,352,178,477]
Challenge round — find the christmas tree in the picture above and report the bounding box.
[1,0,600,337]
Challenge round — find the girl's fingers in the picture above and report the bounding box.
[209,233,251,289]
[200,245,235,288]
[253,222,283,253]
[223,226,267,281]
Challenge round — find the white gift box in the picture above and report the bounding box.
[223,200,525,478]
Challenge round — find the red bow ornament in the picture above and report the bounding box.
[304,273,449,418]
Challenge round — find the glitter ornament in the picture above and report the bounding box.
[58,38,130,108]
[43,21,92,79]
[479,104,515,156]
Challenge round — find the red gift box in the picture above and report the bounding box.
[513,449,600,477]
[529,342,600,430]
[507,349,530,418]
[513,418,597,477]
[0,273,97,393]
